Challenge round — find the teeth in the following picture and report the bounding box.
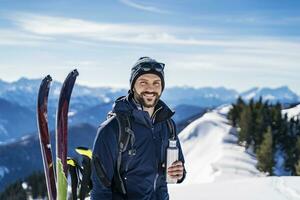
[144,94,154,97]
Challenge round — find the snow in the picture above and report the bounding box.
[179,105,262,184]
[170,104,300,200]
[264,94,276,100]
[0,166,9,180]
[169,177,300,200]
[243,90,258,100]
[0,124,8,136]
[68,111,77,117]
[282,104,300,120]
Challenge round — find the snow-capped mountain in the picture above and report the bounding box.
[241,86,299,104]
[162,86,239,108]
[1,78,299,111]
[0,77,299,143]
[0,77,126,111]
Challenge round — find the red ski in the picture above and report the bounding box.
[37,75,56,200]
[56,69,79,200]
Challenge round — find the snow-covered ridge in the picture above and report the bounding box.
[179,105,263,184]
[282,104,300,120]
[170,104,300,200]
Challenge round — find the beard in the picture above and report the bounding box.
[134,91,161,108]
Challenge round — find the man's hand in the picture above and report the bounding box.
[167,161,184,180]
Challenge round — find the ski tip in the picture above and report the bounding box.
[45,75,52,82]
[71,69,79,77]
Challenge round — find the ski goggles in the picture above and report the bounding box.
[133,62,165,73]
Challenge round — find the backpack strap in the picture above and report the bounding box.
[166,118,176,140]
[113,113,135,195]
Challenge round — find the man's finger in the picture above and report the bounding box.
[172,161,182,166]
[168,166,184,172]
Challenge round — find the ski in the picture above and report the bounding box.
[56,69,79,200]
[37,75,57,200]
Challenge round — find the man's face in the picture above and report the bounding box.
[133,73,162,108]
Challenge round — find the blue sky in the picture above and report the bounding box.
[0,0,300,93]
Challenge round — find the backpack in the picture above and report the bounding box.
[67,111,176,199]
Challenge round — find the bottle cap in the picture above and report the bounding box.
[169,139,177,147]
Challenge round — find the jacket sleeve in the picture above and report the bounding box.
[90,119,119,199]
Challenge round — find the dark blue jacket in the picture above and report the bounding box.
[91,94,186,200]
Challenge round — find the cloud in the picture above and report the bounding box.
[119,0,170,14]
[8,13,300,51]
[3,13,300,77]
[0,29,53,46]
[193,14,300,26]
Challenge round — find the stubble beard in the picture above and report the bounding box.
[134,91,161,108]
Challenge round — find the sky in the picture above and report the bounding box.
[0,0,300,94]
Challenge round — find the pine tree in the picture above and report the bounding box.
[228,96,245,127]
[295,160,300,176]
[238,105,253,147]
[256,126,274,175]
[0,181,26,200]
[271,103,283,147]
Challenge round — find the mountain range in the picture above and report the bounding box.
[0,77,299,143]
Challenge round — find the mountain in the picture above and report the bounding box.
[0,123,97,192]
[0,98,35,142]
[69,102,113,127]
[1,77,300,143]
[1,78,299,111]
[172,104,207,123]
[240,86,299,105]
[162,86,238,108]
[0,77,127,112]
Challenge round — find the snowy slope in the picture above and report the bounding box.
[169,105,300,200]
[282,104,300,120]
[169,177,300,200]
[178,105,262,184]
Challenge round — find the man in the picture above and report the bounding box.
[91,57,186,199]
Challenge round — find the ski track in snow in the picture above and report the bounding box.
[271,177,300,200]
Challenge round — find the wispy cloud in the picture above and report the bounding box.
[0,29,53,46]
[8,13,300,51]
[193,14,300,26]
[119,0,170,14]
[3,13,300,80]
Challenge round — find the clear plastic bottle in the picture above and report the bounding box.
[166,139,179,184]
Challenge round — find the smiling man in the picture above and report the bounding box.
[91,57,186,200]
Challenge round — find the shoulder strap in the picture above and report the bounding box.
[113,113,135,195]
[166,118,176,140]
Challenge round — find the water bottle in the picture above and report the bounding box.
[166,139,179,184]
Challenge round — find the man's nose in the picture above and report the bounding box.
[144,84,155,92]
